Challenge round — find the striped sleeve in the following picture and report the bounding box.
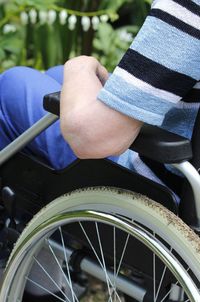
[98,0,200,126]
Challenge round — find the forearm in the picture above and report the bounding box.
[61,95,142,159]
[60,56,142,159]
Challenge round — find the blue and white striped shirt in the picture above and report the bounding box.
[98,0,200,181]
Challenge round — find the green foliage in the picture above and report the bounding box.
[93,23,138,71]
[12,0,58,10]
[0,0,152,72]
[99,0,132,11]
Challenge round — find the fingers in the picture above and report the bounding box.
[63,55,108,85]
[96,64,109,85]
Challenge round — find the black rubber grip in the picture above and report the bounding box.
[43,91,60,116]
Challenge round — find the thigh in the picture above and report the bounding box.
[45,65,64,85]
[0,66,77,169]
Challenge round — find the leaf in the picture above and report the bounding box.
[99,0,131,11]
[0,30,25,59]
[96,23,115,54]
[14,0,58,10]
[0,48,5,60]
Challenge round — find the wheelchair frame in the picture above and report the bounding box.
[1,104,200,228]
[0,93,200,302]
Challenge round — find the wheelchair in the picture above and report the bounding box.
[0,92,199,301]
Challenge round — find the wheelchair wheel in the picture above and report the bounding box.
[1,187,200,302]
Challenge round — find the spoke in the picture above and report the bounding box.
[108,289,122,302]
[46,239,80,302]
[112,217,132,302]
[160,267,190,302]
[155,265,167,302]
[79,222,121,302]
[160,281,180,302]
[79,222,105,270]
[114,215,132,277]
[155,247,173,302]
[59,227,77,302]
[33,256,69,301]
[160,289,171,302]
[25,276,67,302]
[95,222,113,302]
[116,233,130,277]
[95,223,122,302]
[153,232,156,302]
[113,226,117,302]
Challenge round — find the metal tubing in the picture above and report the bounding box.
[50,240,146,301]
[81,257,146,301]
[172,161,200,225]
[0,113,58,166]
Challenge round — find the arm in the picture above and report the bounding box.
[61,0,200,159]
[98,0,200,125]
[60,56,142,159]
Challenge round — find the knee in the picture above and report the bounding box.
[0,67,25,112]
[2,65,32,78]
[0,66,34,98]
[0,67,43,123]
[1,66,34,89]
[45,65,64,84]
[0,66,61,114]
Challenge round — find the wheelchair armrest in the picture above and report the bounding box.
[131,124,192,164]
[43,92,193,164]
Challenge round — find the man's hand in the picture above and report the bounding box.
[60,56,142,159]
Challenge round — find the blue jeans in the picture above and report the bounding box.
[0,66,118,169]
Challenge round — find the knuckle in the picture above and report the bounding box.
[64,55,95,68]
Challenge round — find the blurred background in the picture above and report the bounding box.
[0,0,152,73]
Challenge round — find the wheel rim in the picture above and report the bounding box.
[1,210,200,302]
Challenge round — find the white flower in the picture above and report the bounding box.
[47,10,57,25]
[39,10,48,25]
[119,30,133,43]
[68,15,77,30]
[3,24,17,34]
[81,16,90,32]
[20,11,28,25]
[100,14,109,23]
[59,10,68,25]
[29,9,37,24]
[91,16,99,30]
